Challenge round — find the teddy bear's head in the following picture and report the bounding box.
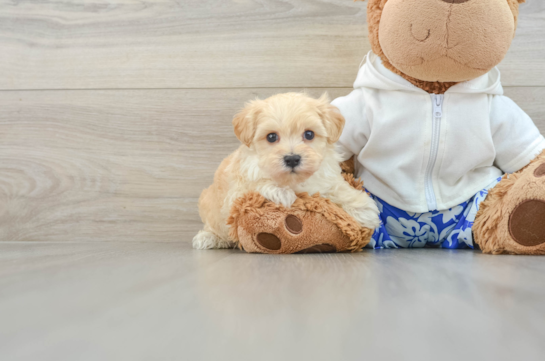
[360,0,525,93]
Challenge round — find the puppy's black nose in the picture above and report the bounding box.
[284,155,301,169]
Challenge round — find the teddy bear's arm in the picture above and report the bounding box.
[490,95,545,174]
[331,88,371,162]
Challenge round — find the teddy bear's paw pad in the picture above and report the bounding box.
[509,200,545,247]
[256,233,282,251]
[296,244,337,254]
[285,215,303,234]
[534,163,545,178]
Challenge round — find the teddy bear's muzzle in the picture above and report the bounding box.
[441,0,471,4]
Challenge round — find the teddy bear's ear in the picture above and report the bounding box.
[317,93,345,144]
[232,100,261,147]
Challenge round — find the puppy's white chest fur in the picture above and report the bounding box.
[233,147,380,233]
[236,146,341,205]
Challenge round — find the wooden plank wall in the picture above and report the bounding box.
[1,0,544,242]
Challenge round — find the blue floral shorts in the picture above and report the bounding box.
[367,177,502,249]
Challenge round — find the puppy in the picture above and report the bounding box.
[193,93,380,249]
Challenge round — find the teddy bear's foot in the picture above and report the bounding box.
[509,202,545,248]
[474,154,545,255]
[238,211,352,254]
[227,192,373,254]
[255,224,340,254]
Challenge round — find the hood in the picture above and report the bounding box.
[353,52,504,95]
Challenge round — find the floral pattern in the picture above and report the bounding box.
[367,177,502,249]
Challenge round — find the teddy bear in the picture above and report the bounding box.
[227,0,545,255]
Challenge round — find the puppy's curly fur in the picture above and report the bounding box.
[193,93,379,250]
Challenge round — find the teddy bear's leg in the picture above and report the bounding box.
[235,208,369,254]
[474,151,545,255]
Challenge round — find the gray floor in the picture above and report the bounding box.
[1,242,544,361]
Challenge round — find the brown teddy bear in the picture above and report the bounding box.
[227,0,545,255]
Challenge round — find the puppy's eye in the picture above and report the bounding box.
[304,130,315,140]
[267,133,278,143]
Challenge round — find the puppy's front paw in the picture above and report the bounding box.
[259,186,297,208]
[345,200,380,229]
[192,230,233,250]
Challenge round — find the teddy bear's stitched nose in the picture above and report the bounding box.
[441,0,471,4]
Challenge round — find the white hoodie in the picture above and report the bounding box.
[332,52,545,213]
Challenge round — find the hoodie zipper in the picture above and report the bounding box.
[425,94,444,211]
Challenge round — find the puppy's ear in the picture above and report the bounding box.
[232,100,261,147]
[317,93,345,144]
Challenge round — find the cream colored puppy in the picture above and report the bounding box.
[193,93,380,250]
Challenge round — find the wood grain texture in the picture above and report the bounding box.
[1,243,545,361]
[0,0,543,90]
[1,87,544,242]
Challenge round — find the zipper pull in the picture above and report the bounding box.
[433,94,444,119]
